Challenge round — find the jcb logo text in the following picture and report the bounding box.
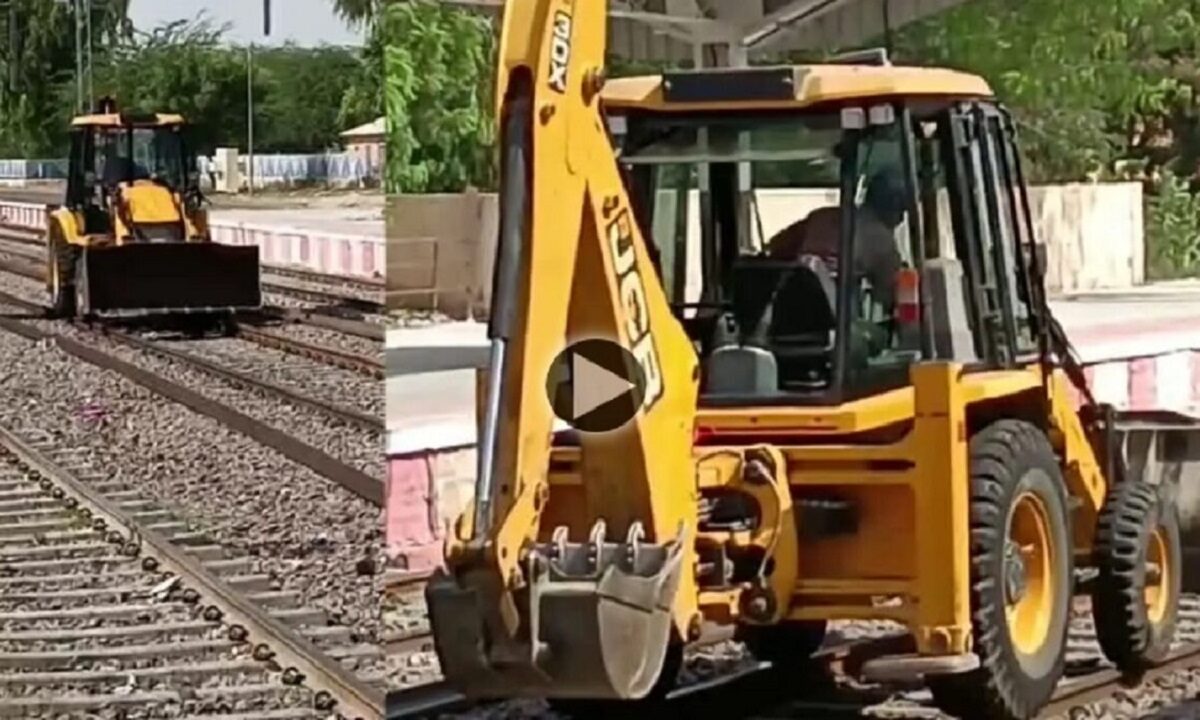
[607,209,664,410]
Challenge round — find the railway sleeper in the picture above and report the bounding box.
[0,506,72,521]
[116,498,156,512]
[131,508,174,523]
[169,530,216,546]
[225,573,275,592]
[245,589,303,608]
[0,554,132,572]
[0,619,220,644]
[203,556,255,574]
[143,520,189,535]
[0,657,267,685]
[0,518,73,538]
[0,496,63,512]
[175,709,324,720]
[180,544,230,562]
[0,682,310,716]
[0,487,46,502]
[0,638,240,668]
[0,567,147,588]
[0,601,180,623]
[0,539,112,559]
[0,526,101,546]
[0,582,169,604]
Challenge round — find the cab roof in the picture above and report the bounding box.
[600,64,993,112]
[71,112,186,129]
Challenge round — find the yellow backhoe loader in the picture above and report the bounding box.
[46,98,262,323]
[425,3,1184,719]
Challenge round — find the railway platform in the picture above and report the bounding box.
[384,283,1200,575]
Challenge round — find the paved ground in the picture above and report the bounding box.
[385,284,1200,452]
[215,207,383,237]
[0,183,384,210]
[0,185,384,237]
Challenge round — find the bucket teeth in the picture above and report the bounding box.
[537,521,685,578]
[426,520,690,700]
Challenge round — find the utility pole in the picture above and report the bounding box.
[73,0,83,112]
[247,1,270,194]
[246,43,254,194]
[7,2,18,93]
[85,0,93,110]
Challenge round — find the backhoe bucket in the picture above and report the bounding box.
[79,244,262,316]
[427,521,687,700]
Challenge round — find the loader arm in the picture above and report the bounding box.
[427,0,702,700]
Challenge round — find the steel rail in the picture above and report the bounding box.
[0,228,386,317]
[271,307,386,341]
[0,422,384,719]
[260,274,383,314]
[383,633,912,719]
[0,297,384,506]
[0,254,384,375]
[0,234,386,340]
[1040,643,1200,717]
[385,625,1200,720]
[239,326,383,379]
[0,288,381,432]
[264,263,384,291]
[105,328,383,432]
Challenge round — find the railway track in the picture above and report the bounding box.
[0,289,383,505]
[0,222,387,325]
[381,595,1200,719]
[0,422,383,718]
[0,238,384,379]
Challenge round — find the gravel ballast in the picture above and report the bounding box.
[0,315,385,652]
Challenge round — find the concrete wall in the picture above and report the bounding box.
[385,182,1145,318]
[0,199,385,282]
[386,191,497,318]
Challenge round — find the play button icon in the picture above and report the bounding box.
[546,339,647,433]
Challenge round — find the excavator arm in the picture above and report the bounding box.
[425,0,702,701]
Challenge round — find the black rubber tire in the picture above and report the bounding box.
[47,237,78,319]
[1090,480,1181,672]
[740,620,828,669]
[547,641,683,719]
[928,419,1072,720]
[220,312,239,337]
[73,255,91,322]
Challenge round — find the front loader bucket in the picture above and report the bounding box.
[79,244,262,316]
[427,522,687,701]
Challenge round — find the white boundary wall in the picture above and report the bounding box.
[0,199,385,281]
[386,182,1145,317]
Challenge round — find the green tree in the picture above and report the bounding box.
[382,0,495,193]
[331,0,378,26]
[257,45,363,152]
[0,0,131,156]
[893,0,1198,182]
[94,19,253,154]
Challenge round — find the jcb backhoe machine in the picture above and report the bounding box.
[426,3,1185,719]
[46,99,262,322]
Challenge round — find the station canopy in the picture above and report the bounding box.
[443,0,971,65]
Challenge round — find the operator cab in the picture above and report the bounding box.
[65,98,202,241]
[605,57,1044,406]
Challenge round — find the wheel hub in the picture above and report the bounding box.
[1004,539,1027,605]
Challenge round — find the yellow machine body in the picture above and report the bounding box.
[46,106,260,318]
[426,2,1181,717]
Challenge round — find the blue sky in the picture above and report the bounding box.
[127,0,364,47]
